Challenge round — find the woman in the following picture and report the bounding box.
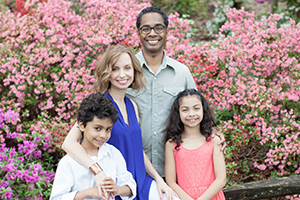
[62,45,177,200]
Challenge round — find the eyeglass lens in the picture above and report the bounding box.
[140,25,165,34]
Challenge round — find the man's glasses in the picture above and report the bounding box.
[139,24,166,35]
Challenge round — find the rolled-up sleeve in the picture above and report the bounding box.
[114,149,136,200]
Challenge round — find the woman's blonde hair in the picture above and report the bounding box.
[93,45,146,93]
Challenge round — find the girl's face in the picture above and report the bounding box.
[179,95,203,129]
[109,53,134,91]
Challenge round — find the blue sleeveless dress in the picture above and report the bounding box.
[106,92,152,200]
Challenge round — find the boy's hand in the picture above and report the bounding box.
[101,177,118,198]
[211,129,227,154]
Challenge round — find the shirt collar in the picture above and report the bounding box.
[136,50,177,72]
[96,143,111,159]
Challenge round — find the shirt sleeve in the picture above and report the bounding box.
[49,158,78,200]
[186,69,197,90]
[113,148,137,200]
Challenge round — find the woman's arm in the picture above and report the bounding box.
[62,122,95,168]
[131,98,175,199]
[196,137,226,200]
[165,140,194,200]
[62,122,108,198]
[143,151,175,200]
[130,99,175,200]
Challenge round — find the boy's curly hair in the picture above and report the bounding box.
[77,92,118,127]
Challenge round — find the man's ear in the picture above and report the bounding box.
[78,121,85,132]
[137,29,141,40]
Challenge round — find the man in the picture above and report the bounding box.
[127,6,226,178]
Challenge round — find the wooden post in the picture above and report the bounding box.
[223,175,300,200]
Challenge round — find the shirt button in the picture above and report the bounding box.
[154,150,157,153]
[154,132,156,135]
[154,77,156,80]
[154,114,157,116]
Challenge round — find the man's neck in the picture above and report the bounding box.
[142,50,164,74]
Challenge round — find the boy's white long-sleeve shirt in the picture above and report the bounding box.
[50,143,136,200]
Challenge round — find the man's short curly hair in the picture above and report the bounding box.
[77,92,118,127]
[136,6,169,29]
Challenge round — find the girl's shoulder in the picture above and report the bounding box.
[212,135,221,147]
[165,139,176,153]
[165,139,176,148]
[166,139,174,145]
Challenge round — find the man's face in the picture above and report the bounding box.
[138,12,168,55]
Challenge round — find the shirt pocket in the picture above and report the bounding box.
[162,87,184,110]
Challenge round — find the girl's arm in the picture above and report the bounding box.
[62,123,108,198]
[196,137,226,200]
[165,140,194,200]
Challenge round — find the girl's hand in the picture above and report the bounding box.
[95,171,109,199]
[156,178,176,200]
[212,129,227,154]
[101,177,118,198]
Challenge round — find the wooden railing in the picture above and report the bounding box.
[223,175,300,200]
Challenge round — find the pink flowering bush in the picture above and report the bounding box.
[1,0,300,198]
[0,0,192,198]
[0,109,56,198]
[182,7,300,191]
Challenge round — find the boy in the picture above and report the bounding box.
[50,93,136,200]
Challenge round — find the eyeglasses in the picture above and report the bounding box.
[138,24,166,35]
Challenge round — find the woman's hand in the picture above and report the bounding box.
[95,171,109,199]
[156,178,177,200]
[101,177,118,199]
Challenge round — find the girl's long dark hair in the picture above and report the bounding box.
[165,89,216,150]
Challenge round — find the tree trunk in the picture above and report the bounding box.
[270,0,278,13]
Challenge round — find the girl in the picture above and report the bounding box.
[165,89,226,200]
[62,45,177,200]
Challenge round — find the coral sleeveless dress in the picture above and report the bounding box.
[106,92,152,200]
[173,139,225,200]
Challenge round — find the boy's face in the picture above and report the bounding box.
[79,116,113,152]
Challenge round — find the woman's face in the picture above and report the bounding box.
[109,53,134,92]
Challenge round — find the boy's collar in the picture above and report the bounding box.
[96,143,111,159]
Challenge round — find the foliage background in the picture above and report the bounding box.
[0,0,299,199]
